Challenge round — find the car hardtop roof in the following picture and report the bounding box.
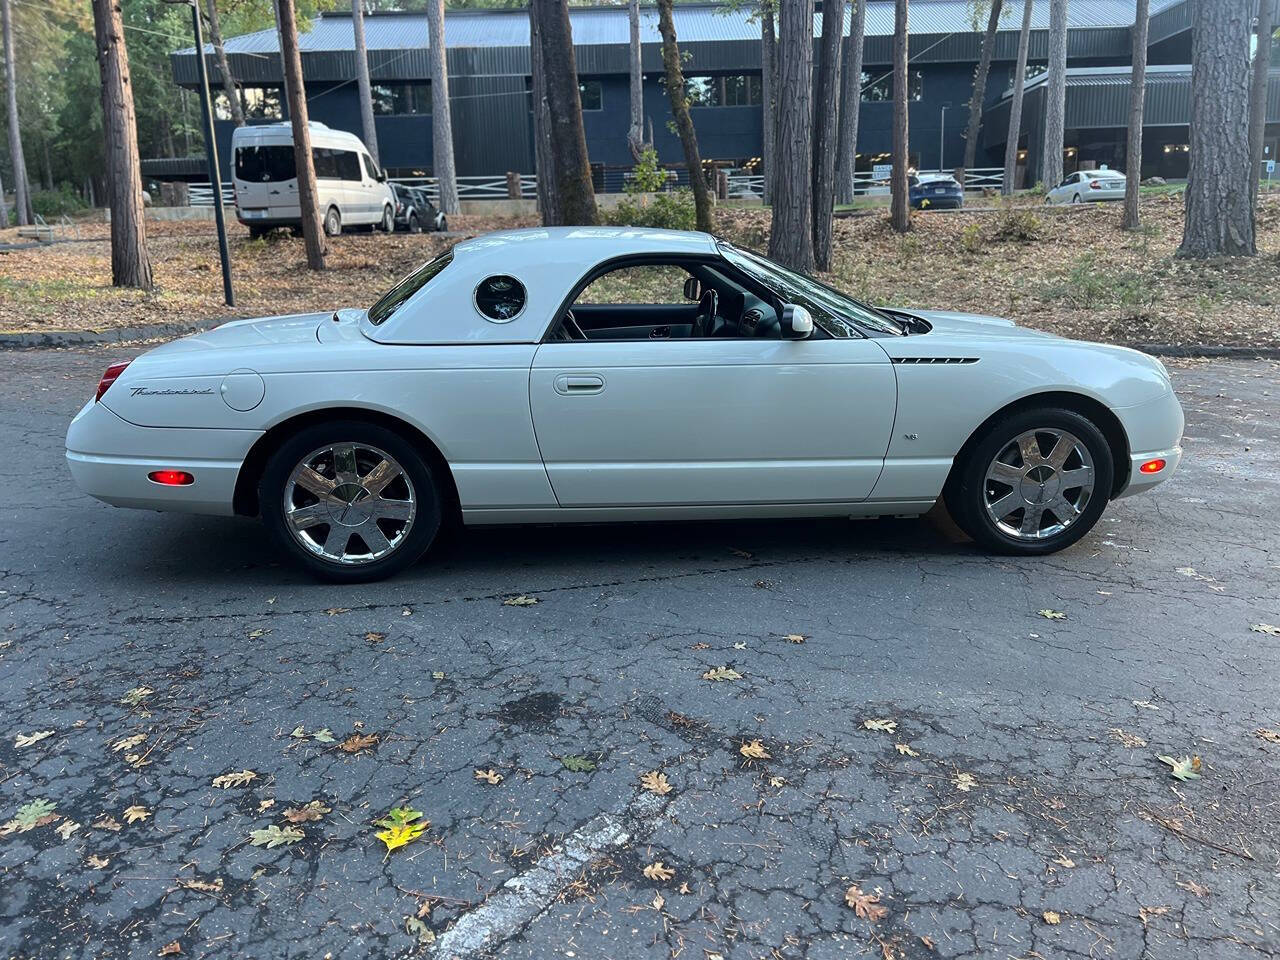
[451,226,719,266]
[231,121,367,151]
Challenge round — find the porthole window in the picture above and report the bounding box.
[474,275,526,323]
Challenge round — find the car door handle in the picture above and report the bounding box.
[554,374,605,395]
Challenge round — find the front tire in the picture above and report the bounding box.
[260,420,442,582]
[945,408,1114,556]
[323,206,342,237]
[406,212,421,234]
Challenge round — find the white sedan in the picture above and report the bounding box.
[66,227,1183,581]
[1045,170,1128,204]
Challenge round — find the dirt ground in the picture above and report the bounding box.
[1,195,1277,349]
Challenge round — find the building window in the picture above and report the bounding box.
[214,86,283,121]
[1025,62,1048,82]
[663,74,763,107]
[372,82,432,115]
[860,70,923,102]
[579,80,603,111]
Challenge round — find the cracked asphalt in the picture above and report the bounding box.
[1,348,1278,960]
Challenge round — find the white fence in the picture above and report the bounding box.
[726,166,1006,199]
[189,176,537,206]
[189,182,234,207]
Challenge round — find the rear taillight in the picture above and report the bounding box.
[1089,180,1102,190]
[96,360,131,402]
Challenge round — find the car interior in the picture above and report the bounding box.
[550,258,788,342]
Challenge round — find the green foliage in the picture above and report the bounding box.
[31,187,86,219]
[991,207,1043,243]
[627,148,669,194]
[960,221,985,253]
[607,190,697,231]
[1043,256,1156,310]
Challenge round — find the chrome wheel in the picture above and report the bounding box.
[983,428,1095,541]
[283,443,416,565]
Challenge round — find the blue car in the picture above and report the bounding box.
[909,175,964,210]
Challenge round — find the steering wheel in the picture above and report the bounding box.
[690,288,719,338]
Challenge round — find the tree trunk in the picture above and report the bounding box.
[275,0,325,270]
[890,0,910,233]
[1249,0,1274,206]
[206,0,244,127]
[528,5,559,225]
[426,0,459,214]
[835,0,866,206]
[0,164,9,228]
[1179,0,1255,258]
[531,0,597,226]
[1041,0,1068,188]
[2,0,32,225]
[656,0,713,232]
[812,0,844,270]
[352,0,379,165]
[90,0,152,288]
[1122,0,1150,230]
[761,6,776,205]
[627,0,645,159]
[960,0,1003,181]
[768,0,815,271]
[1002,0,1034,195]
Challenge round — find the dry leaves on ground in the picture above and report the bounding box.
[503,595,539,607]
[702,666,742,682]
[1042,910,1062,925]
[640,770,673,795]
[13,730,54,748]
[1037,609,1067,620]
[953,772,978,792]
[1158,754,1202,781]
[895,743,919,757]
[339,733,379,754]
[123,805,149,824]
[211,770,257,789]
[374,806,429,855]
[844,884,888,922]
[283,801,331,824]
[863,718,898,734]
[474,768,503,785]
[1255,728,1280,744]
[643,861,676,882]
[248,824,303,848]
[739,739,771,761]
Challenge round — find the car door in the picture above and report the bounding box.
[529,335,896,508]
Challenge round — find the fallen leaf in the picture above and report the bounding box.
[1037,609,1067,620]
[158,940,182,956]
[374,806,428,854]
[416,900,432,919]
[739,739,771,760]
[644,861,675,882]
[1110,727,1148,748]
[1177,879,1210,898]
[1255,728,1280,744]
[732,641,747,650]
[211,769,257,789]
[701,665,742,682]
[323,607,349,616]
[953,772,978,792]
[783,634,806,644]
[404,915,435,944]
[180,877,224,893]
[402,607,412,616]
[5,798,57,833]
[86,854,109,869]
[247,628,267,640]
[431,671,446,680]
[844,884,888,922]
[1251,623,1280,636]
[120,686,153,707]
[248,824,303,848]
[1158,755,1202,781]
[1133,699,1160,711]
[56,820,80,840]
[338,732,379,754]
[1042,910,1062,925]
[895,743,919,757]
[283,800,331,824]
[123,805,150,824]
[474,768,503,785]
[651,892,665,911]
[1139,905,1170,926]
[112,734,147,753]
[13,730,54,748]
[502,595,539,607]
[93,815,122,832]
[1052,853,1076,868]
[640,770,673,796]
[768,776,786,788]
[364,632,386,644]
[690,641,711,650]
[678,881,691,895]
[863,718,898,734]
[561,754,597,772]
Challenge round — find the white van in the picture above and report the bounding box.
[231,122,396,238]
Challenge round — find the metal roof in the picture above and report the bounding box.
[180,0,1165,58]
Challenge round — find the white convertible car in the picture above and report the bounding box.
[66,228,1183,581]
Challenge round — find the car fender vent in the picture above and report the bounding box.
[890,356,979,365]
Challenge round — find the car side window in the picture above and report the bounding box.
[361,153,379,181]
[576,265,693,306]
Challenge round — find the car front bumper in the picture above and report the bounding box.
[66,398,259,516]
[1113,387,1185,499]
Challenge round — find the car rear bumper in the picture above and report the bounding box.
[66,399,258,516]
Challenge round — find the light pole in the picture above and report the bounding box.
[939,104,948,174]
[167,0,234,307]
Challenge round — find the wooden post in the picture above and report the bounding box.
[506,171,522,199]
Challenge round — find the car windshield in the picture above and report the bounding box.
[367,251,453,326]
[716,242,903,337]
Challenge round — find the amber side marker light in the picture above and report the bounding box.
[1139,459,1166,474]
[148,470,195,486]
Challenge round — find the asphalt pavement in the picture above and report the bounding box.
[0,347,1277,960]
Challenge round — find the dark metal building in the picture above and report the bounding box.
[168,0,1279,190]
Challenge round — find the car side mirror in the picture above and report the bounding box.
[782,304,814,339]
[683,276,701,301]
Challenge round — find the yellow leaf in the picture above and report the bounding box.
[211,769,257,789]
[701,666,742,682]
[1042,910,1062,925]
[503,595,539,606]
[1038,609,1067,620]
[474,768,503,785]
[377,820,427,854]
[643,861,675,882]
[739,739,771,761]
[844,884,888,921]
[179,877,224,893]
[123,805,149,824]
[640,770,673,795]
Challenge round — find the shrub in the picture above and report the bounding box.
[606,189,697,231]
[31,186,86,219]
[991,207,1043,243]
[961,221,984,253]
[627,147,668,194]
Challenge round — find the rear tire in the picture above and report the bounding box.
[260,420,442,583]
[380,205,394,232]
[323,206,342,237]
[407,212,421,234]
[944,407,1113,556]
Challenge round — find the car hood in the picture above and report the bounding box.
[888,308,1058,341]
